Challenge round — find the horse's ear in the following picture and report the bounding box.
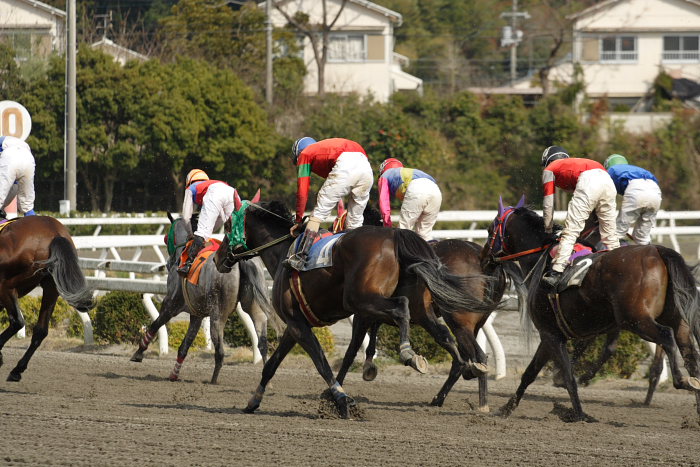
[167,212,175,223]
[251,188,261,204]
[337,199,346,215]
[234,190,242,211]
[516,194,526,209]
[498,196,505,216]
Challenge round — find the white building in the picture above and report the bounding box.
[0,0,65,60]
[537,0,700,108]
[268,0,422,102]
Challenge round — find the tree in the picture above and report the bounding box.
[273,0,348,95]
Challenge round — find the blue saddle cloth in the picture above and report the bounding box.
[290,232,345,271]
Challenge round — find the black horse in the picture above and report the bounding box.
[482,200,700,421]
[214,200,494,418]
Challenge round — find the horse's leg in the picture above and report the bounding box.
[8,283,58,382]
[362,322,380,381]
[208,315,227,385]
[444,315,489,379]
[644,345,665,406]
[499,341,551,418]
[545,333,589,421]
[0,293,26,367]
[670,319,700,413]
[245,327,298,414]
[169,315,203,382]
[430,360,462,408]
[578,331,620,386]
[336,317,371,385]
[243,299,269,365]
[131,294,182,362]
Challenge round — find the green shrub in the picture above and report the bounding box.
[167,320,207,351]
[93,291,151,344]
[571,331,650,379]
[223,312,256,347]
[377,325,450,363]
[67,308,96,339]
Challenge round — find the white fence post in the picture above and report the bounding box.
[476,312,507,380]
[142,293,168,355]
[77,311,94,345]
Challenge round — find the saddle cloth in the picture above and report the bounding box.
[179,238,222,285]
[0,218,18,233]
[552,249,607,293]
[288,232,345,271]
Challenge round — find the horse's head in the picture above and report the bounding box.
[164,212,191,266]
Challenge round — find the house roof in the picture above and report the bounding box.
[264,0,403,26]
[91,38,149,63]
[15,0,66,18]
[568,0,700,21]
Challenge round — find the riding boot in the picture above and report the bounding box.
[0,209,5,219]
[285,218,322,270]
[177,235,205,277]
[542,269,563,288]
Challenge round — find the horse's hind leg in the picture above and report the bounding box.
[644,345,665,406]
[0,293,26,368]
[209,316,226,385]
[8,283,58,382]
[670,320,700,413]
[169,315,203,382]
[499,341,552,418]
[362,322,380,381]
[578,331,620,386]
[131,294,183,362]
[336,316,371,385]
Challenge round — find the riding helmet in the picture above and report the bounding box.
[541,146,570,167]
[604,154,629,169]
[186,169,209,187]
[379,158,403,175]
[291,137,317,165]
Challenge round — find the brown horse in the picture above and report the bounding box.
[214,201,494,418]
[482,201,700,421]
[0,216,95,381]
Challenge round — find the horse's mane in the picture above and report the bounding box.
[249,201,294,226]
[363,204,383,227]
[514,206,545,234]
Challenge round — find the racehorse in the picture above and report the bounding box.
[130,213,276,384]
[333,204,526,411]
[482,199,700,421]
[0,216,95,381]
[214,200,495,418]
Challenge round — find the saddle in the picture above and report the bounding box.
[287,231,345,271]
[0,217,18,232]
[549,245,606,293]
[178,238,222,285]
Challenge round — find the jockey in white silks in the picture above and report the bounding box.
[0,136,36,217]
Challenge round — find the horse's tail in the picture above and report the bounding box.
[40,236,95,312]
[657,246,700,344]
[394,229,496,314]
[238,258,284,334]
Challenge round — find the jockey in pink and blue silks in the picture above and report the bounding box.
[177,169,240,276]
[0,136,36,218]
[377,158,442,241]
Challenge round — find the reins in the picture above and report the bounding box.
[225,233,292,261]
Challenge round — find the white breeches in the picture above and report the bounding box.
[399,178,442,241]
[0,146,35,213]
[312,152,373,229]
[616,179,662,245]
[194,183,236,239]
[553,169,619,272]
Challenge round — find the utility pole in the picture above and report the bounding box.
[64,0,77,213]
[265,0,273,104]
[500,0,530,85]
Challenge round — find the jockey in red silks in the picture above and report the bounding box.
[377,158,442,241]
[177,169,240,276]
[541,146,619,287]
[0,136,36,218]
[286,137,373,270]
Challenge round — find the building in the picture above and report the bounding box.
[91,37,149,66]
[0,0,65,61]
[268,0,422,102]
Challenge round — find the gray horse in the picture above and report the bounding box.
[131,213,277,384]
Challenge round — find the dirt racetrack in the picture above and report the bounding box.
[1,342,699,466]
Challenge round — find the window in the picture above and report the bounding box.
[0,30,52,61]
[601,36,637,62]
[329,34,366,62]
[663,35,700,62]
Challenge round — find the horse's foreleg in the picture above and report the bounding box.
[0,296,25,363]
[336,316,371,385]
[644,345,665,406]
[362,322,380,382]
[169,316,203,382]
[8,285,57,382]
[545,333,589,422]
[131,296,182,363]
[431,360,461,407]
[245,327,297,414]
[498,341,551,418]
[209,317,226,385]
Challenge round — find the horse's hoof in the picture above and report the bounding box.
[7,371,21,382]
[688,377,700,391]
[168,374,180,382]
[362,362,378,381]
[470,362,488,377]
[336,396,354,419]
[244,400,260,414]
[409,355,428,374]
[130,353,144,363]
[430,396,444,407]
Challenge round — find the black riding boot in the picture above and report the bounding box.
[177,235,205,277]
[0,209,6,219]
[285,230,320,270]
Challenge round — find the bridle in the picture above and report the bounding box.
[486,207,549,263]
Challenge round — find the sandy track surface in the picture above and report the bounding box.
[1,344,699,466]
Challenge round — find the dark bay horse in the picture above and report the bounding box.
[0,216,94,381]
[333,205,525,411]
[214,201,495,418]
[131,214,276,384]
[482,201,700,421]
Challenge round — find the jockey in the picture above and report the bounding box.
[177,169,240,277]
[377,158,442,241]
[0,136,36,218]
[604,154,662,245]
[541,146,619,287]
[286,137,373,270]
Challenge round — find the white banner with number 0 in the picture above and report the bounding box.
[0,101,31,141]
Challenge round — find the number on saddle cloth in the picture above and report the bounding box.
[288,232,345,271]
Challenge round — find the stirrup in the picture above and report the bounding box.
[284,253,307,271]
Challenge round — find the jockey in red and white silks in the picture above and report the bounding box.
[378,158,442,241]
[0,136,36,216]
[542,148,619,277]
